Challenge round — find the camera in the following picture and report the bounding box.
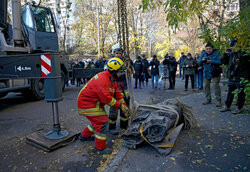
[202,58,207,63]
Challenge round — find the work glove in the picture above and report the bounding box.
[120,104,130,117]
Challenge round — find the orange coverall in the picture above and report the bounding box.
[77,70,126,150]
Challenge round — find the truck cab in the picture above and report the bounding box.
[0,1,67,99]
[22,3,59,52]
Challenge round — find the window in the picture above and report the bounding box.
[231,3,235,11]
[32,7,55,32]
[22,6,34,28]
[235,3,239,11]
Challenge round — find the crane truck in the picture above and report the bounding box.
[0,0,68,99]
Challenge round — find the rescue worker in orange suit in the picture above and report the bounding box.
[109,43,131,135]
[77,57,129,154]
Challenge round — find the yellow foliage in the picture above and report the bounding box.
[154,40,171,58]
[174,46,191,58]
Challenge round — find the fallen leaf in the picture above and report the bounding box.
[223,154,227,157]
[239,141,245,144]
[12,166,17,172]
[205,145,213,149]
[170,157,175,161]
[197,159,203,164]
[177,151,184,155]
[75,150,82,153]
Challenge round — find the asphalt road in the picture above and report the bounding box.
[0,87,104,172]
[0,78,249,172]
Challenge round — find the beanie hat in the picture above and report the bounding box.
[205,42,213,48]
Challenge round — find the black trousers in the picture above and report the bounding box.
[185,75,194,89]
[134,74,142,88]
[225,84,245,109]
[169,71,176,89]
[109,96,130,130]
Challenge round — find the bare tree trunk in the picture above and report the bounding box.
[218,0,226,42]
[63,26,66,53]
[140,13,143,37]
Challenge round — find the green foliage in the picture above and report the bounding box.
[220,7,250,53]
[141,0,249,54]
[199,6,250,54]
[140,0,212,30]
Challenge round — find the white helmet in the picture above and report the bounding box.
[87,59,91,63]
[111,43,121,55]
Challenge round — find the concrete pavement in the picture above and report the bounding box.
[114,78,250,172]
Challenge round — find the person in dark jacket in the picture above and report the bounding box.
[178,52,187,79]
[79,59,86,85]
[198,43,222,107]
[74,59,81,87]
[168,54,177,90]
[102,56,107,65]
[79,60,85,69]
[95,56,105,68]
[183,53,197,91]
[220,45,250,114]
[149,55,160,89]
[141,54,149,86]
[133,56,143,89]
[221,48,231,78]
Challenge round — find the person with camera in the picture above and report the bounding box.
[149,55,160,89]
[183,53,197,91]
[198,43,222,107]
[220,42,250,114]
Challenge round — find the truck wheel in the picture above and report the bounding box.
[61,72,66,92]
[30,79,45,100]
[0,92,8,99]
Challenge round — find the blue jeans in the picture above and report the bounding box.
[194,73,198,88]
[198,70,203,88]
[151,75,159,88]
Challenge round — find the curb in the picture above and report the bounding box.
[104,146,129,172]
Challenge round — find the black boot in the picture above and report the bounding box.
[120,120,128,129]
[109,123,119,135]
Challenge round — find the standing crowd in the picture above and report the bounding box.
[75,41,249,154]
